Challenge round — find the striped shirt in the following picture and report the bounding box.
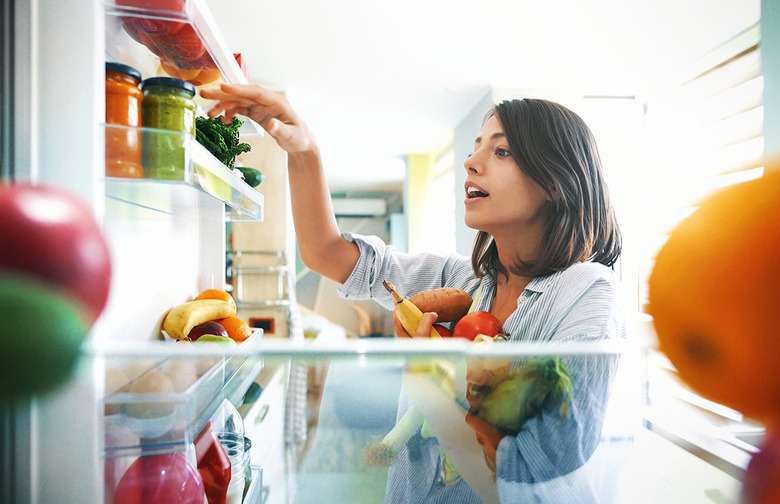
[338,233,627,503]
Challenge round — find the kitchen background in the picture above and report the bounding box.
[1,0,777,502]
[209,0,772,339]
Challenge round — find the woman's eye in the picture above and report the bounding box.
[495,148,511,157]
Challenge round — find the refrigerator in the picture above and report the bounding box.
[0,1,766,503]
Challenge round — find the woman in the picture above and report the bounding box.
[202,84,626,503]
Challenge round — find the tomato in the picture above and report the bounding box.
[153,24,206,64]
[115,0,187,35]
[115,0,185,11]
[122,17,185,37]
[433,323,452,338]
[452,311,503,341]
[0,184,112,326]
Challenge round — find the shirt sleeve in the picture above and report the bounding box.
[336,232,477,311]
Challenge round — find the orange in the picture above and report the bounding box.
[159,59,200,81]
[648,168,780,425]
[216,316,253,343]
[194,288,235,308]
[189,68,221,86]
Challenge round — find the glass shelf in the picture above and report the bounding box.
[90,335,644,504]
[103,124,264,221]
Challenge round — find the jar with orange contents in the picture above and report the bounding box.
[105,62,143,178]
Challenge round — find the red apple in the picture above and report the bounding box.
[0,184,112,326]
[187,321,228,341]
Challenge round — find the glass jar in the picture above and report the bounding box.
[211,399,245,439]
[140,76,197,180]
[220,433,246,504]
[105,62,143,178]
[242,437,253,500]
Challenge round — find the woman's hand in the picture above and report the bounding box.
[200,83,316,154]
[394,311,439,338]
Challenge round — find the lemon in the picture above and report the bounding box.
[0,273,87,403]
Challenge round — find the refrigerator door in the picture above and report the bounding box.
[1,1,263,503]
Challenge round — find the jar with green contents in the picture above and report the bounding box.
[141,77,197,180]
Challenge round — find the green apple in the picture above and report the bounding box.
[0,272,87,403]
[194,334,237,347]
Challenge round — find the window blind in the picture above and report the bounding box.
[639,24,763,313]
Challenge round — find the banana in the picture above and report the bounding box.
[383,280,442,338]
[163,299,237,340]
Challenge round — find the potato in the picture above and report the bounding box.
[393,287,473,337]
[408,288,472,322]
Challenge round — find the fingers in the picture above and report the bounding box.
[199,83,317,154]
[393,314,411,338]
[393,312,438,338]
[199,83,279,106]
[199,83,293,129]
[414,312,438,338]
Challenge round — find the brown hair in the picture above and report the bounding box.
[472,98,622,279]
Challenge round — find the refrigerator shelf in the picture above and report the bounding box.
[104,124,264,221]
[103,329,264,456]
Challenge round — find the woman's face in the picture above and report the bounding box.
[463,114,550,239]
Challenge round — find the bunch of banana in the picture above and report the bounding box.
[162,298,236,340]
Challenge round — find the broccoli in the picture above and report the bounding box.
[195,115,251,169]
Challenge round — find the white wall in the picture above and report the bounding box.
[453,90,493,256]
[762,0,780,162]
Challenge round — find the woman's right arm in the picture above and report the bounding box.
[286,148,360,283]
[200,84,359,283]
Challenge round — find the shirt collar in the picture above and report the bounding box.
[478,269,558,309]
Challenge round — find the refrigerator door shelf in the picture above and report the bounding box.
[104,0,244,87]
[104,124,264,221]
[101,329,264,455]
[104,0,263,137]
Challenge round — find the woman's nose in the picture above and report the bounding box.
[464,151,480,174]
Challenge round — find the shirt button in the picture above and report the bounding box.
[519,295,528,304]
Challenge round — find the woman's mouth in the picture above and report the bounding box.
[466,184,489,200]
